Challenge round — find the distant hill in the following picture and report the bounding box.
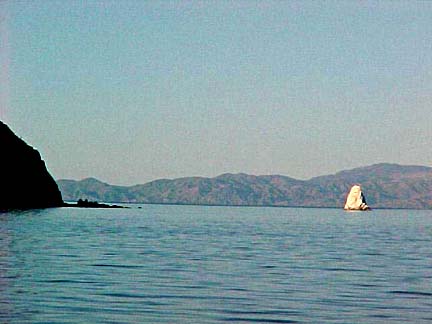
[57,163,432,209]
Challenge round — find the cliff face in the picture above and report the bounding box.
[1,121,64,211]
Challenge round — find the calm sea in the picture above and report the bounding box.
[1,205,431,323]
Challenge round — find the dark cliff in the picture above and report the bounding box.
[1,121,64,211]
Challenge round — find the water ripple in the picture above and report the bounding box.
[389,290,432,298]
[220,317,299,323]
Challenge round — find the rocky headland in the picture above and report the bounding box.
[0,121,64,211]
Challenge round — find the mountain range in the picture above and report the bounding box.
[57,163,432,209]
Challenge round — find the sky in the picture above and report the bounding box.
[1,1,432,185]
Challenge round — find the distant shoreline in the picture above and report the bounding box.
[64,201,426,211]
[57,163,432,210]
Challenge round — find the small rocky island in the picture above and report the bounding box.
[344,185,370,211]
[0,121,64,211]
[72,199,124,208]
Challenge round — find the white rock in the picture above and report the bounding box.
[344,185,370,210]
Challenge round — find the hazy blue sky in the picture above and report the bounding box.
[1,1,432,185]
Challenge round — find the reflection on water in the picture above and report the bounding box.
[1,206,432,323]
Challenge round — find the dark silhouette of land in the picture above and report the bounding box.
[68,199,125,208]
[0,121,64,211]
[0,121,125,212]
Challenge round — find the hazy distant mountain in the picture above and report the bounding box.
[57,163,432,209]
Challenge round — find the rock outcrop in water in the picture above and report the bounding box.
[74,199,124,209]
[344,185,370,211]
[0,121,64,211]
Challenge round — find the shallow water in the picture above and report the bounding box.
[1,205,431,323]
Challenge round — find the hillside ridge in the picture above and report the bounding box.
[57,163,432,209]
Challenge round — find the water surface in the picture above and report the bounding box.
[1,206,431,323]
